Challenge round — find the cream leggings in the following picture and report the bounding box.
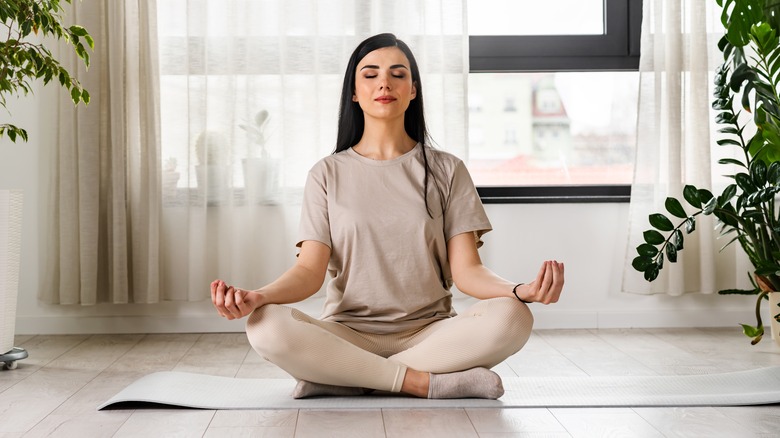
[245,297,534,393]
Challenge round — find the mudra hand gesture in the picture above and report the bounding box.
[518,260,564,305]
[211,280,259,320]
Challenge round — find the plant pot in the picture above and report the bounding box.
[0,190,22,357]
[771,292,780,347]
[242,157,279,205]
[195,165,231,205]
[162,170,180,202]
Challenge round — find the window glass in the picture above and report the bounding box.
[467,72,638,186]
[467,0,605,36]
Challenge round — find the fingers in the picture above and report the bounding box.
[529,260,565,305]
[211,279,247,320]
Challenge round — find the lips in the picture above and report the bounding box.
[375,96,397,103]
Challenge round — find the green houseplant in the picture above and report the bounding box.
[1,0,93,143]
[0,0,92,368]
[632,0,780,345]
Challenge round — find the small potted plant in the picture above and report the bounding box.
[162,157,180,202]
[632,0,780,345]
[195,130,231,205]
[240,110,279,204]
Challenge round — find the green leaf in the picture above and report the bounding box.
[643,230,665,245]
[718,158,746,167]
[718,184,738,207]
[735,172,755,191]
[644,265,660,282]
[750,159,768,185]
[637,243,659,257]
[716,138,742,146]
[649,213,675,231]
[632,256,654,271]
[683,185,702,208]
[666,243,678,263]
[70,87,80,104]
[69,25,89,36]
[740,323,764,340]
[673,229,684,250]
[703,197,717,214]
[665,197,687,219]
[697,188,714,203]
[685,216,696,233]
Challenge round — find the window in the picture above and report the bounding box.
[467,0,641,203]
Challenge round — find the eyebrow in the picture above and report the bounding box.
[359,64,409,71]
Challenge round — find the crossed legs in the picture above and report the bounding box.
[245,297,533,398]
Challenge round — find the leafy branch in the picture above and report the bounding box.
[0,0,93,142]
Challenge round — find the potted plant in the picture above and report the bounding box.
[239,109,278,204]
[1,1,92,368]
[632,0,780,345]
[195,130,231,205]
[162,157,180,202]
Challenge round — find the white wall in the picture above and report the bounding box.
[0,85,761,335]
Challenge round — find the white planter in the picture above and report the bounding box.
[770,292,780,347]
[195,165,231,205]
[0,190,22,355]
[242,158,279,204]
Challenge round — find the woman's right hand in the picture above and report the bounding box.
[211,279,261,320]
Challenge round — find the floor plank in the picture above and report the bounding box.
[535,330,657,376]
[296,410,385,438]
[173,333,251,377]
[112,409,215,437]
[465,408,570,435]
[550,408,664,437]
[632,407,756,437]
[383,409,478,438]
[504,333,586,377]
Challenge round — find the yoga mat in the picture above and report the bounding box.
[98,366,780,410]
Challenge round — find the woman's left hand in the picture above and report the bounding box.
[517,260,564,304]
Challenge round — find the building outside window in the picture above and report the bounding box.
[467,0,640,200]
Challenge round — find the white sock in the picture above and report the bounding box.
[427,367,504,399]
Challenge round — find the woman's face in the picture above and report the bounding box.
[353,46,417,122]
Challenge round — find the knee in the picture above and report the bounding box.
[482,297,534,352]
[245,304,297,360]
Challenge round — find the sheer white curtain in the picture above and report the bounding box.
[622,0,750,295]
[41,0,162,304]
[157,0,469,300]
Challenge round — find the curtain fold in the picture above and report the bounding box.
[41,0,162,304]
[156,0,469,301]
[622,0,751,295]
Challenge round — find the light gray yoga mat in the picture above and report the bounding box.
[98,366,780,410]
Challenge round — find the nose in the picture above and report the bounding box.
[379,75,391,91]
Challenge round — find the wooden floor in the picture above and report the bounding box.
[1,328,779,437]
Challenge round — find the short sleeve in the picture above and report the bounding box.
[296,164,332,249]
[444,160,493,248]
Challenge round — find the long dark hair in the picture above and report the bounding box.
[334,33,439,217]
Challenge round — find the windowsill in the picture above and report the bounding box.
[162,185,630,206]
[477,185,631,203]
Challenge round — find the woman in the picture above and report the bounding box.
[211,33,564,399]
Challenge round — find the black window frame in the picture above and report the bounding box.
[470,0,641,203]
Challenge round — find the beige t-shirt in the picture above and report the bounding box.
[297,143,492,333]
